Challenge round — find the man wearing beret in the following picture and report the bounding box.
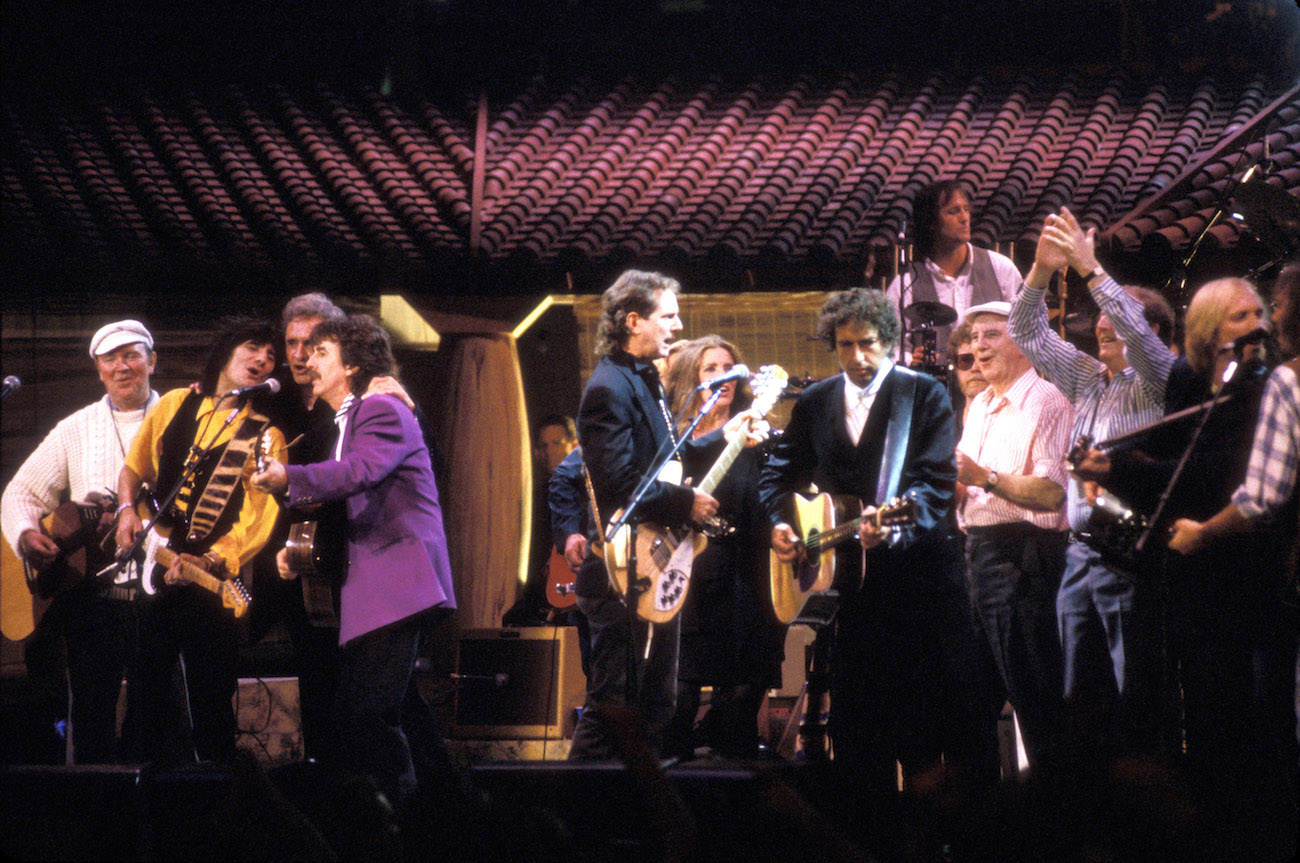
[2,320,160,762]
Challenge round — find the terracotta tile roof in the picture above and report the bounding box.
[2,71,1297,280]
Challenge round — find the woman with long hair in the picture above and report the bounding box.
[662,335,784,759]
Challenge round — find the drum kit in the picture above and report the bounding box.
[902,299,958,378]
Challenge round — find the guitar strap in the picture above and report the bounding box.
[186,408,270,544]
[875,366,917,505]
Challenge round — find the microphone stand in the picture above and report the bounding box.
[605,386,728,705]
[100,393,246,586]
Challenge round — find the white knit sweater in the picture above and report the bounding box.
[2,392,157,557]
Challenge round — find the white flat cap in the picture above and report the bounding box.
[89,320,154,358]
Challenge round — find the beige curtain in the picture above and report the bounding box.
[441,333,532,629]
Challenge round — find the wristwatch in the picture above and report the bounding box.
[1081,266,1105,282]
[983,470,1000,492]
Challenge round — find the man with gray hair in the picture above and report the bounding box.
[2,319,160,762]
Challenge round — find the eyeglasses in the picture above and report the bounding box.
[955,353,976,371]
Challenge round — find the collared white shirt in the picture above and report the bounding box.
[958,367,1073,531]
[884,244,1023,361]
[333,394,356,461]
[843,358,893,446]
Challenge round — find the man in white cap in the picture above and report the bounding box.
[2,319,159,762]
[954,299,1073,772]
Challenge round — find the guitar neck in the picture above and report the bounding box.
[153,546,225,595]
[696,422,747,497]
[810,513,868,552]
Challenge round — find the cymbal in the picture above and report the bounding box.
[904,300,958,327]
[1233,180,1300,257]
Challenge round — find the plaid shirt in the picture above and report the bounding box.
[1009,277,1176,531]
[1232,363,1299,520]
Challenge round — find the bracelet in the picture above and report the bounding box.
[115,502,133,515]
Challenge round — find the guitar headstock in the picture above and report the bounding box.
[220,577,251,618]
[877,496,917,527]
[255,430,272,473]
[750,365,790,416]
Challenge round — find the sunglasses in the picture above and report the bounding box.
[955,353,976,371]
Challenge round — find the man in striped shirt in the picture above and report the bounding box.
[1013,208,1177,755]
[955,298,1073,770]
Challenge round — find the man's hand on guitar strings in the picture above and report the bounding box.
[770,523,802,564]
[858,505,887,550]
[250,458,289,495]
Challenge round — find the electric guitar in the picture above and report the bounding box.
[545,547,576,609]
[133,497,250,618]
[606,365,788,623]
[769,494,917,624]
[152,545,251,618]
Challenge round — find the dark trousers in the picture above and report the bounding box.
[966,523,1068,770]
[131,586,239,764]
[830,531,1003,798]
[569,555,680,761]
[41,586,140,763]
[333,610,452,809]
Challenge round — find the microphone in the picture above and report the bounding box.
[1232,327,1269,352]
[229,378,281,399]
[1,375,20,400]
[448,671,509,687]
[696,364,749,391]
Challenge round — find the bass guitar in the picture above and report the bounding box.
[769,495,916,624]
[606,365,789,623]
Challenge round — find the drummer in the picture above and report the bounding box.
[886,181,1022,366]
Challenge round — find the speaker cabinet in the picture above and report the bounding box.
[452,626,586,739]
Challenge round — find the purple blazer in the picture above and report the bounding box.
[285,394,455,645]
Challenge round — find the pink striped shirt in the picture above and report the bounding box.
[958,367,1073,531]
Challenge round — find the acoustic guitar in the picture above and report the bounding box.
[283,514,344,627]
[1,498,113,641]
[605,365,788,623]
[769,495,916,624]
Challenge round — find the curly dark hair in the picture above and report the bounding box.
[910,180,969,260]
[309,314,395,396]
[594,270,681,356]
[1276,260,1300,356]
[200,316,279,396]
[816,288,900,352]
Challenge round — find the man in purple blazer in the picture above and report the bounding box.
[252,314,455,813]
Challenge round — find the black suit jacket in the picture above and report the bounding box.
[578,350,721,544]
[758,365,956,577]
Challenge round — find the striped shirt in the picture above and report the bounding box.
[958,366,1073,531]
[1232,363,1299,520]
[1009,278,1177,531]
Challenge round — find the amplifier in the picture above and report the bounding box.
[451,626,586,739]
